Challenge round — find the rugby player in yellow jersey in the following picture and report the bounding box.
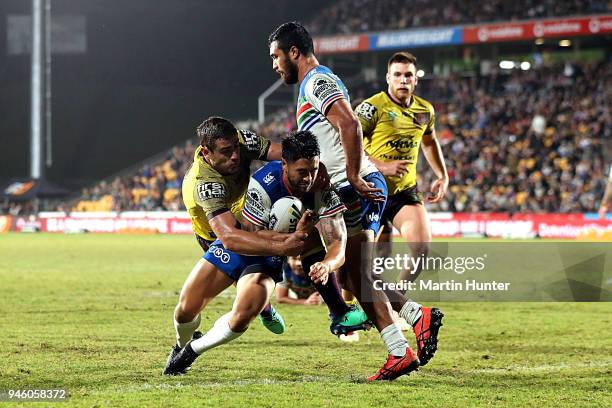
[163,116,309,375]
[598,164,612,219]
[355,52,447,365]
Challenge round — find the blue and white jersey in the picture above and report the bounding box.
[242,161,346,228]
[297,65,378,188]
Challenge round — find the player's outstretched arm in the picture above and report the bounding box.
[275,286,321,305]
[210,210,307,256]
[326,100,384,202]
[421,129,449,203]
[309,213,347,284]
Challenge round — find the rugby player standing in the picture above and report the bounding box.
[598,164,612,218]
[355,51,447,364]
[268,22,439,379]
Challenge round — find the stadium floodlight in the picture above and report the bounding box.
[559,39,571,47]
[520,61,531,71]
[416,69,425,78]
[499,60,515,70]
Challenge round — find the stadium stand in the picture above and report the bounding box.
[72,142,196,212]
[61,59,610,214]
[419,61,610,213]
[307,0,611,35]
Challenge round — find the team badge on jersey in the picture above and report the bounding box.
[414,113,430,126]
[312,76,340,101]
[197,182,226,201]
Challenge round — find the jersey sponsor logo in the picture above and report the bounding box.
[246,188,266,217]
[385,138,419,151]
[263,172,275,185]
[197,182,226,201]
[381,153,415,161]
[355,102,377,121]
[210,246,231,264]
[367,213,380,223]
[240,129,260,153]
[388,111,398,121]
[312,76,340,101]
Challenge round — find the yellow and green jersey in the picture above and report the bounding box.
[181,130,270,241]
[355,91,435,195]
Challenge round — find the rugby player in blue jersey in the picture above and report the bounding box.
[243,131,370,337]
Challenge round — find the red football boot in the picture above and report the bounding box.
[367,347,420,381]
[413,307,444,366]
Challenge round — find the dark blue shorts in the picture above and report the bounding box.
[203,240,284,283]
[338,172,388,235]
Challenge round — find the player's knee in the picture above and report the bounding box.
[228,310,254,332]
[412,241,431,257]
[175,301,200,323]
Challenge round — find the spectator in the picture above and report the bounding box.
[307,0,610,35]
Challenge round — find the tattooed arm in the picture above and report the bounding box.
[308,212,347,284]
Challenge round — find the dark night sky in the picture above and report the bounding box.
[0,0,329,186]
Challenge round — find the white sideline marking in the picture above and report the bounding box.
[115,376,342,393]
[471,360,612,374]
[98,361,612,396]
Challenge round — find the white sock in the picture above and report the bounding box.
[380,323,408,357]
[399,301,422,327]
[191,312,244,355]
[174,314,201,348]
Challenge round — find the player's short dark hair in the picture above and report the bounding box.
[282,130,320,162]
[268,21,314,56]
[196,117,237,151]
[387,52,417,69]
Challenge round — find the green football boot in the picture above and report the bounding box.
[259,306,286,334]
[330,305,372,336]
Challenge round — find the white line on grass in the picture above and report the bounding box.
[470,360,612,374]
[93,361,612,396]
[112,375,353,394]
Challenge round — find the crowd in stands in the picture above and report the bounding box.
[74,142,196,212]
[419,61,610,213]
[62,59,609,214]
[307,0,611,35]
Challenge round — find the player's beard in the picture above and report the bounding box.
[282,60,299,84]
[287,175,311,196]
[392,87,412,106]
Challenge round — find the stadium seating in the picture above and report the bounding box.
[307,0,610,35]
[63,60,608,214]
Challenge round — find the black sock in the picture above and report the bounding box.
[260,303,273,317]
[314,272,350,320]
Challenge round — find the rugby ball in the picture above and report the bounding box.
[269,196,304,233]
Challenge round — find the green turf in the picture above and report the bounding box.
[0,233,610,407]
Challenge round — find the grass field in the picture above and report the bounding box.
[0,233,610,407]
